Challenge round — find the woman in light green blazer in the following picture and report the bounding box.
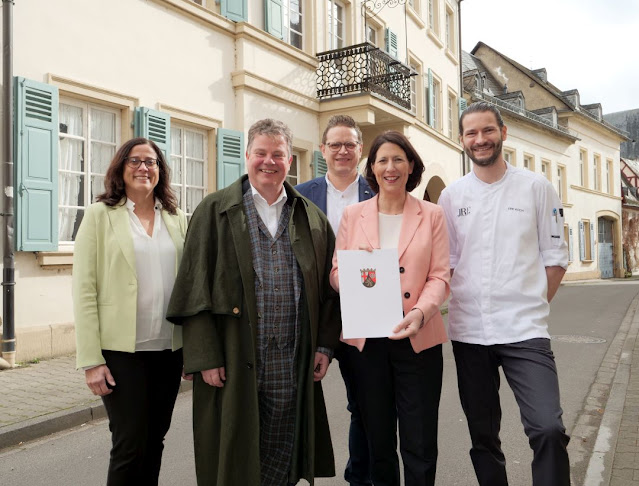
[73,137,187,485]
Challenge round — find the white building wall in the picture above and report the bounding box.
[0,0,463,360]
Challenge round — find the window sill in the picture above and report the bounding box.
[427,29,444,48]
[407,7,425,28]
[445,49,459,65]
[580,259,594,264]
[36,251,74,268]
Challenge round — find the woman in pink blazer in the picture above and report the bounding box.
[330,131,450,486]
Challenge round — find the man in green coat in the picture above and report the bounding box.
[167,119,340,486]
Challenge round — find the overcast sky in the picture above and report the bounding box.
[460,0,639,115]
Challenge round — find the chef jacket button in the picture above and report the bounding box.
[404,292,410,298]
[232,307,240,315]
[246,362,253,369]
[399,267,405,273]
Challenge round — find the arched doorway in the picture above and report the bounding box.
[424,176,446,204]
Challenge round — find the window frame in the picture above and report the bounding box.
[557,164,567,203]
[431,75,442,132]
[169,123,209,219]
[606,158,614,195]
[579,148,587,186]
[503,148,515,166]
[523,153,535,172]
[541,159,551,182]
[327,0,345,50]
[444,3,456,55]
[58,97,122,244]
[283,0,304,50]
[593,153,601,191]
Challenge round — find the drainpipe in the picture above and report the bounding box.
[1,0,15,369]
[458,0,467,175]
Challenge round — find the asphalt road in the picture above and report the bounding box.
[0,281,637,486]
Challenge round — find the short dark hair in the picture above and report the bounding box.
[459,101,505,135]
[364,131,424,193]
[247,118,293,157]
[321,115,363,144]
[96,137,178,214]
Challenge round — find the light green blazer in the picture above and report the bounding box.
[73,200,187,369]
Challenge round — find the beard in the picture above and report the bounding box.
[464,138,503,167]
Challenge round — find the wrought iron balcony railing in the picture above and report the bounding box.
[316,42,413,111]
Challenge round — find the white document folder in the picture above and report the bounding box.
[336,249,404,339]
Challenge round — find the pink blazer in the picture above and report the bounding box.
[330,194,450,353]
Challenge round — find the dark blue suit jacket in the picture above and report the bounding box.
[295,175,374,214]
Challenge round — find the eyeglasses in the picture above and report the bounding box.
[325,141,360,153]
[126,157,158,169]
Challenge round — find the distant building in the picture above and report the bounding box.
[604,109,639,159]
[462,42,630,281]
[621,158,639,274]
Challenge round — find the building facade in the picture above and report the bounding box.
[0,0,463,361]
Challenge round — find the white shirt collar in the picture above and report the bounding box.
[325,174,360,195]
[125,197,162,211]
[249,182,288,207]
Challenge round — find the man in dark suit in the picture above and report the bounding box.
[296,115,374,486]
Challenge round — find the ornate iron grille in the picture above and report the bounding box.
[316,42,413,111]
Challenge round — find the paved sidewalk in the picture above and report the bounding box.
[0,355,190,451]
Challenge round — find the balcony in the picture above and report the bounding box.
[316,42,413,111]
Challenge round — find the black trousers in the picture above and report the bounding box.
[344,339,443,486]
[101,349,183,486]
[452,339,570,486]
[335,342,372,486]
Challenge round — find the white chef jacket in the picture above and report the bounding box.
[438,163,568,345]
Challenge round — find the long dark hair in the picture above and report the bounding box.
[96,137,178,214]
[364,131,425,193]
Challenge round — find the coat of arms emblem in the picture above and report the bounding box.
[361,268,376,288]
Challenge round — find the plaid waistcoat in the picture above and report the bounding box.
[243,189,302,389]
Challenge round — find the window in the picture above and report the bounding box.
[607,158,614,194]
[58,99,121,242]
[541,160,551,181]
[432,78,441,131]
[445,4,455,53]
[286,151,300,186]
[523,154,534,171]
[283,0,303,49]
[170,125,208,218]
[366,24,377,45]
[579,149,587,186]
[428,0,439,35]
[327,0,345,49]
[409,63,418,114]
[503,148,515,166]
[557,165,566,203]
[593,154,601,191]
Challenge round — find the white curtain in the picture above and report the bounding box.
[58,104,83,242]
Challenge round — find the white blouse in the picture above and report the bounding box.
[125,199,176,351]
[378,213,403,249]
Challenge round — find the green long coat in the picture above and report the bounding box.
[167,176,340,486]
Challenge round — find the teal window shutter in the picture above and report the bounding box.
[459,97,467,113]
[568,226,574,262]
[265,0,284,39]
[578,221,585,261]
[221,0,248,22]
[217,128,245,190]
[385,28,398,58]
[313,150,327,177]
[134,107,171,159]
[14,77,59,252]
[427,68,434,127]
[590,222,595,259]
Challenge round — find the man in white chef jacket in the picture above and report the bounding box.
[438,101,570,486]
